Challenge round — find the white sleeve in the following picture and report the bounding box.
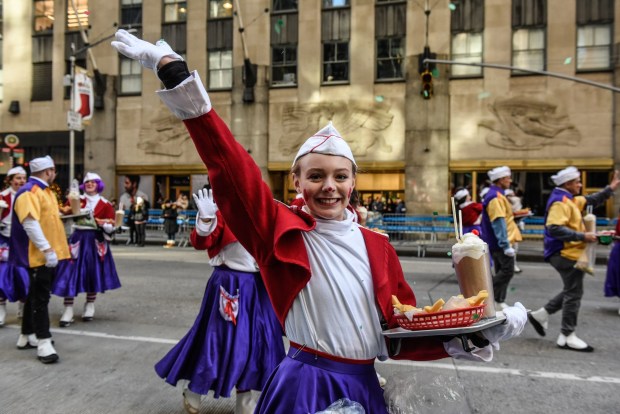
[22,217,51,252]
[195,215,217,237]
[156,71,212,120]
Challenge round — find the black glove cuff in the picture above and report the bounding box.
[157,60,191,90]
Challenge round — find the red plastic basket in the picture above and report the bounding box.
[395,305,486,331]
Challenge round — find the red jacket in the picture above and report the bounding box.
[190,210,238,257]
[66,196,115,220]
[183,110,448,361]
[0,190,12,221]
[460,202,483,226]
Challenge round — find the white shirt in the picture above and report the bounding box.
[285,208,388,360]
[196,216,258,273]
[84,193,101,211]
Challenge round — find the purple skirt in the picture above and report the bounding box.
[52,230,121,297]
[155,266,285,398]
[604,242,620,297]
[0,235,29,302]
[255,347,388,414]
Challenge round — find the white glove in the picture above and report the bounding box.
[503,247,516,257]
[481,302,527,347]
[0,200,7,209]
[44,250,58,268]
[102,223,115,233]
[111,29,183,73]
[193,189,218,220]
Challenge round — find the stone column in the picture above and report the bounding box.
[404,53,450,215]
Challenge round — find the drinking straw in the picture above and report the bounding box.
[459,209,464,240]
[451,197,461,242]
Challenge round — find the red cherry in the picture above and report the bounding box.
[472,229,479,236]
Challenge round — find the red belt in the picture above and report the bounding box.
[289,341,375,365]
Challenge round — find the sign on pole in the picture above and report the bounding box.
[4,134,19,148]
[67,111,83,131]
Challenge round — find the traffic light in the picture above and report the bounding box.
[420,69,433,99]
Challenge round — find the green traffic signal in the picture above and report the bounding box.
[420,70,433,99]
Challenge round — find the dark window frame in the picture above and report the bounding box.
[375,0,406,82]
[511,0,547,75]
[270,3,299,87]
[575,0,614,72]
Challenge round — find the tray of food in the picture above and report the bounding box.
[513,208,533,218]
[60,209,91,220]
[383,290,506,338]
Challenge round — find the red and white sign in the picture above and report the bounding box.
[73,66,94,124]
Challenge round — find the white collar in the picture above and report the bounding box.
[307,208,355,236]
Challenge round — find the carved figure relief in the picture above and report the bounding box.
[138,109,189,157]
[478,96,581,150]
[279,102,395,157]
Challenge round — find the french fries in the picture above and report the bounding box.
[392,290,487,315]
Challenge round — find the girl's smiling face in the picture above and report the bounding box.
[293,153,355,221]
[84,180,98,195]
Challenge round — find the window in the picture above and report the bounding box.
[32,0,54,101]
[207,7,233,90]
[271,1,298,86]
[163,0,187,22]
[375,1,406,81]
[162,1,187,58]
[209,0,233,18]
[120,0,143,94]
[120,57,142,94]
[34,0,54,33]
[450,0,484,77]
[511,0,546,73]
[66,0,89,31]
[322,2,350,83]
[121,0,142,28]
[576,0,613,71]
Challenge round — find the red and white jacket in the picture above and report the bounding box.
[0,188,16,237]
[69,195,115,222]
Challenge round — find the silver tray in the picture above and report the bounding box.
[382,311,506,338]
[60,211,91,220]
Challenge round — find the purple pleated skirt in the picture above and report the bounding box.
[52,229,121,297]
[255,346,388,414]
[155,266,285,398]
[0,235,29,302]
[604,242,620,297]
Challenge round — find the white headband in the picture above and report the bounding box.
[292,122,356,168]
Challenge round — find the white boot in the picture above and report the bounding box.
[37,338,59,363]
[235,391,256,414]
[557,332,594,352]
[59,305,74,327]
[0,303,6,326]
[17,302,24,319]
[83,302,95,321]
[16,333,38,349]
[528,307,548,336]
[182,388,201,414]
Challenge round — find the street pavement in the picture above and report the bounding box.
[0,245,618,414]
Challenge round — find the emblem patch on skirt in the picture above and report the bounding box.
[69,241,80,260]
[0,243,8,262]
[95,240,108,262]
[219,286,239,325]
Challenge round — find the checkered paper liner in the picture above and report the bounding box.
[395,305,486,331]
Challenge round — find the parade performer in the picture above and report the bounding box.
[529,167,619,352]
[481,166,522,310]
[454,187,483,235]
[0,166,29,326]
[155,188,284,414]
[11,156,69,363]
[604,208,620,316]
[112,30,527,413]
[53,172,120,327]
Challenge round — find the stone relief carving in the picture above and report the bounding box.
[278,102,395,157]
[478,96,581,150]
[138,110,188,157]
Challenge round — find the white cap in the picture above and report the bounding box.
[7,166,27,176]
[454,188,469,200]
[29,155,55,173]
[551,166,580,186]
[292,122,356,168]
[83,172,102,183]
[504,188,514,196]
[480,187,490,198]
[488,166,511,182]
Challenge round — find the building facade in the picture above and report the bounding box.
[1,0,619,216]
